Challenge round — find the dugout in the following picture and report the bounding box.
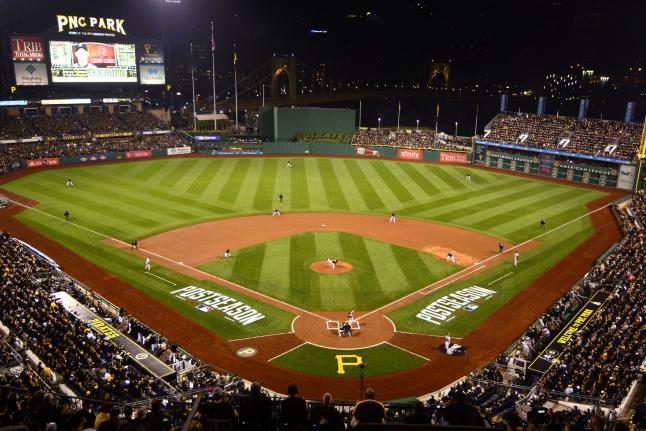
[259,106,356,142]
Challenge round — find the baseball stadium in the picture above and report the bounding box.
[0,1,645,431]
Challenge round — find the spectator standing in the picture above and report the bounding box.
[239,382,272,431]
[310,393,343,431]
[278,384,308,429]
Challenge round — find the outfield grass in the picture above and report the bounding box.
[2,157,607,340]
[271,343,427,378]
[199,232,459,311]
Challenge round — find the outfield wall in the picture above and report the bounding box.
[259,107,356,142]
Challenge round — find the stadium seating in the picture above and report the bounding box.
[484,113,642,160]
[352,128,472,151]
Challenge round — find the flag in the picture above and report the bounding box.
[233,44,237,65]
[211,24,215,53]
[435,102,440,117]
[640,116,646,159]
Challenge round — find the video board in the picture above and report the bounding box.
[49,40,137,83]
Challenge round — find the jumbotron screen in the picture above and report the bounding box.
[49,40,137,83]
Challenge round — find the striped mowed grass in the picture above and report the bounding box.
[2,157,606,335]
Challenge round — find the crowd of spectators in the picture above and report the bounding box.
[484,113,642,160]
[0,111,168,140]
[352,128,472,151]
[0,134,189,166]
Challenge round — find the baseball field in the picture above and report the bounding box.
[0,155,624,399]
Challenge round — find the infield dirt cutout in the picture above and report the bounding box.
[105,212,537,349]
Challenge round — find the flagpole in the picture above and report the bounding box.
[397,101,401,130]
[474,104,479,136]
[234,43,238,128]
[190,42,197,131]
[211,21,217,131]
[635,116,646,192]
[358,100,362,128]
[262,84,265,107]
[435,102,439,135]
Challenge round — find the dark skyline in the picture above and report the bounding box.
[4,0,645,87]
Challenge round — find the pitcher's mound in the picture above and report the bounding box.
[309,260,353,274]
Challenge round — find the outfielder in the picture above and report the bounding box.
[64,210,70,223]
[66,178,74,187]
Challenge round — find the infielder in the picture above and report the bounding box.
[447,252,455,263]
[224,249,231,258]
[272,209,281,216]
[498,242,504,254]
[144,257,151,271]
[514,251,519,266]
[389,213,397,223]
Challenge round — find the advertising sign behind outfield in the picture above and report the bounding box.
[397,149,423,160]
[170,286,265,326]
[167,146,191,156]
[126,150,152,159]
[14,62,49,86]
[440,152,468,164]
[355,147,380,157]
[26,158,60,168]
[528,290,609,374]
[11,35,45,61]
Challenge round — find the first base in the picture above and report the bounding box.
[321,224,326,227]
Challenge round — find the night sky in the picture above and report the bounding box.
[5,0,645,87]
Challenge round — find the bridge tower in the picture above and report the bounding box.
[428,62,450,88]
[271,56,297,99]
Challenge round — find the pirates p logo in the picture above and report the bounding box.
[335,354,363,374]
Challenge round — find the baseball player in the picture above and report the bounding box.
[466,173,471,182]
[498,242,504,254]
[389,213,397,223]
[539,219,546,229]
[514,251,520,266]
[64,210,70,223]
[272,209,281,216]
[287,160,292,168]
[447,252,455,263]
[224,249,231,258]
[130,239,138,250]
[144,257,151,271]
[66,178,74,187]
[327,258,336,270]
[279,193,284,203]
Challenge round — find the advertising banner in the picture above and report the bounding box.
[193,135,222,141]
[14,62,49,86]
[94,132,134,139]
[49,40,137,83]
[126,150,152,159]
[397,148,423,160]
[11,35,45,61]
[139,64,166,85]
[208,151,264,155]
[355,147,380,157]
[617,164,637,190]
[139,40,164,64]
[528,290,609,374]
[440,152,468,164]
[167,146,192,156]
[26,158,60,168]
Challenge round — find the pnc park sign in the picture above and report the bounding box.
[56,15,127,36]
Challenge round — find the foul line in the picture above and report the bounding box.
[385,341,429,361]
[394,329,462,340]
[6,197,329,322]
[488,272,513,286]
[266,342,306,363]
[357,203,612,322]
[229,330,295,343]
[145,271,177,286]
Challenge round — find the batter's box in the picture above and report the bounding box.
[326,320,361,330]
